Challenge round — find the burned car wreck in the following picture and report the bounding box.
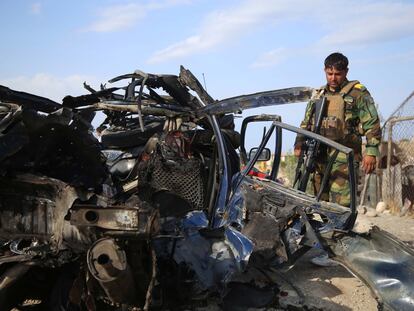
[0,67,413,311]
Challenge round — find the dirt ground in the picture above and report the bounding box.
[277,212,414,311]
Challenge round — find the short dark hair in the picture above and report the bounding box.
[324,52,348,70]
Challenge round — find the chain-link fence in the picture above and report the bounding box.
[381,91,414,215]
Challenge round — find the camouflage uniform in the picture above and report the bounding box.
[295,79,381,206]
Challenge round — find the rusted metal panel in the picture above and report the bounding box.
[69,205,159,239]
[70,207,140,231]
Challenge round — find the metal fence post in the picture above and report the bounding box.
[381,91,414,216]
[386,119,393,208]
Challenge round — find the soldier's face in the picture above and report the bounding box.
[324,66,348,90]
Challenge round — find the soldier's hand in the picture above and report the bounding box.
[362,155,376,174]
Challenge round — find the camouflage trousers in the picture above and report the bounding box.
[312,152,358,207]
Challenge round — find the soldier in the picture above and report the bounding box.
[294,52,381,207]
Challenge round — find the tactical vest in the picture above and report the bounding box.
[319,80,359,141]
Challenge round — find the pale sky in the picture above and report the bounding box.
[1,0,414,149]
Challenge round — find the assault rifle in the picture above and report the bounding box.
[293,96,327,192]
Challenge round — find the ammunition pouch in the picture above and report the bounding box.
[317,80,360,142]
[320,116,343,141]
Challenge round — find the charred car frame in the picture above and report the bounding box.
[0,67,413,310]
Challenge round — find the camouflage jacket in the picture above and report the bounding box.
[295,79,381,158]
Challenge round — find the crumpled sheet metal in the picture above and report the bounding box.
[332,226,414,311]
[0,174,95,256]
[0,85,61,113]
[213,174,245,228]
[198,87,314,116]
[167,211,253,291]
